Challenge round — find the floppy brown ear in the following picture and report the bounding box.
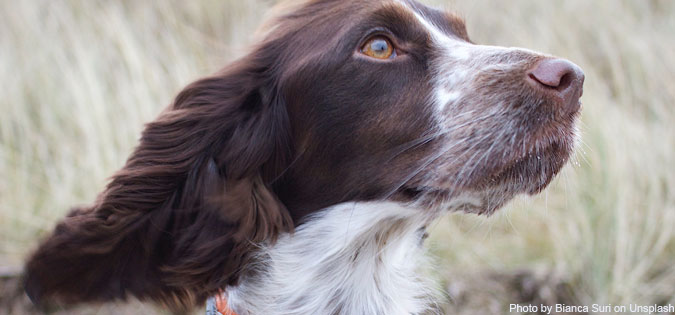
[23,56,294,311]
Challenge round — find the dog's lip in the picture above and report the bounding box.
[405,139,569,198]
[396,122,577,207]
[395,185,454,203]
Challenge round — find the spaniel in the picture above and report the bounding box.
[24,0,584,314]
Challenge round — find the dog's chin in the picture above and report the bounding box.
[486,138,573,195]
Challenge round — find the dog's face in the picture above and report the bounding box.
[271,0,584,217]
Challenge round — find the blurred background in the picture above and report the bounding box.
[1,0,674,314]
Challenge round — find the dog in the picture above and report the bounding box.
[24,0,584,314]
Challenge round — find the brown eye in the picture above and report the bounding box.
[361,36,395,60]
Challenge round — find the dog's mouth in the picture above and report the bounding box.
[395,131,576,213]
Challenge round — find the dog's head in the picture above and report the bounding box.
[24,0,583,311]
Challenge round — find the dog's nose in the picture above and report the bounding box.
[527,58,585,111]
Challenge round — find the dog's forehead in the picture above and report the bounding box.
[392,0,468,41]
[269,0,468,40]
[346,0,468,40]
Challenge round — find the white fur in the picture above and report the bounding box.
[225,202,441,315]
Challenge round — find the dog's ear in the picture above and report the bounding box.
[23,54,294,311]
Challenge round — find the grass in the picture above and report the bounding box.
[1,0,674,314]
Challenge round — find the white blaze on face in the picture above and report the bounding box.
[394,0,476,115]
[394,0,547,122]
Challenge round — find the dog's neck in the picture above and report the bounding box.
[226,202,438,315]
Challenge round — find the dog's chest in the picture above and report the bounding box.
[225,202,438,315]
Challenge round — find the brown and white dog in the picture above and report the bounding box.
[24,0,584,314]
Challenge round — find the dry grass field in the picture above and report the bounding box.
[1,0,674,314]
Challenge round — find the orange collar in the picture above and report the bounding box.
[214,291,239,315]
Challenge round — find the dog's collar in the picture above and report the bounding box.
[206,291,238,315]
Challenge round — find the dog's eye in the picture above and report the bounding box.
[361,36,395,60]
